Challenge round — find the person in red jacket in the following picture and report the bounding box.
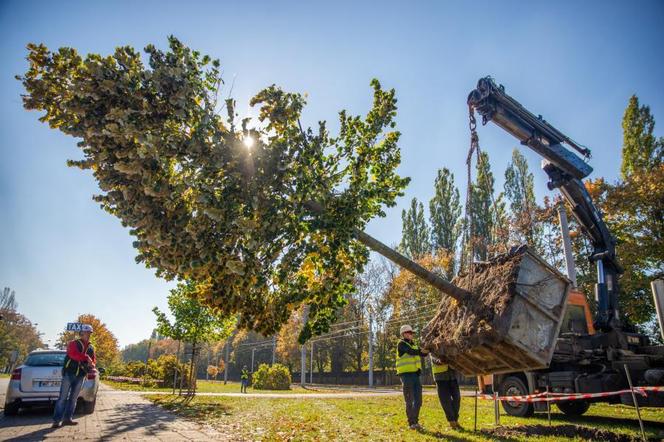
[52,324,96,428]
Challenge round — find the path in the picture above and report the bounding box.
[0,379,229,440]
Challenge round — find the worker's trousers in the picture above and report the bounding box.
[399,372,422,425]
[435,378,460,422]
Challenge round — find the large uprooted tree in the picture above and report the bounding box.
[18,37,409,342]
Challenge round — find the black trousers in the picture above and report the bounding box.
[400,373,422,425]
[435,378,461,422]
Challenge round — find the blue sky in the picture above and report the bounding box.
[1,1,662,348]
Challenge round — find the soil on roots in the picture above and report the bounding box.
[481,424,653,442]
[421,246,525,359]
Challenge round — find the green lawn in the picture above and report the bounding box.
[103,379,355,394]
[147,393,664,441]
[0,373,9,378]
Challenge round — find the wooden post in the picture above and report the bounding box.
[474,385,478,432]
[368,312,374,387]
[172,340,180,395]
[223,339,230,385]
[493,374,500,426]
[546,386,551,426]
[624,364,647,442]
[300,305,310,387]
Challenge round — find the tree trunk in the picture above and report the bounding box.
[188,342,197,396]
[304,201,472,302]
[173,340,181,395]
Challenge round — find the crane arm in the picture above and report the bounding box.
[467,76,622,331]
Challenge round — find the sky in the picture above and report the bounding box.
[1,0,663,348]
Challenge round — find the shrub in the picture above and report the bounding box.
[252,363,291,390]
[105,355,190,388]
[157,354,190,388]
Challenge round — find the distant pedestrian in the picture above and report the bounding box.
[240,365,249,393]
[396,324,428,430]
[52,324,96,428]
[431,355,461,429]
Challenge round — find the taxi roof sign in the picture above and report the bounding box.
[66,322,84,332]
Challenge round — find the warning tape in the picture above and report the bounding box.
[477,386,663,403]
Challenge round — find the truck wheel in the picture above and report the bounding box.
[499,376,534,417]
[3,402,19,416]
[81,399,96,414]
[557,400,590,416]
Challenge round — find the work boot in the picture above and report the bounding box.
[63,420,78,426]
[450,421,462,430]
[409,423,422,430]
[51,422,62,429]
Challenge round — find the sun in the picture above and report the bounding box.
[243,136,255,149]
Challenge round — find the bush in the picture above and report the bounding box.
[105,355,191,388]
[252,363,291,390]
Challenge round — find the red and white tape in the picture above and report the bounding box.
[477,386,663,403]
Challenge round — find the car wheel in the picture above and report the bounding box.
[3,402,19,416]
[499,376,534,417]
[81,398,96,414]
[557,400,590,416]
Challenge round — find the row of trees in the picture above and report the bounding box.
[0,287,43,372]
[398,94,662,329]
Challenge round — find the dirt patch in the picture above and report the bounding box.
[421,246,526,359]
[481,424,652,442]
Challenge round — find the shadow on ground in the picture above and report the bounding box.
[0,400,184,441]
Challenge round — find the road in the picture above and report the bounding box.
[0,379,229,441]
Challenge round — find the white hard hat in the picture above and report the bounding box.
[81,324,93,333]
[400,324,413,336]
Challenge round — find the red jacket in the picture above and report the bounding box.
[67,339,96,366]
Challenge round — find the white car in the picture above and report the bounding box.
[3,349,99,416]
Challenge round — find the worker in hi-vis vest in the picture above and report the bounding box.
[396,324,429,430]
[431,355,461,429]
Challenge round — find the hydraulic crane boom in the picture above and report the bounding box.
[467,77,623,331]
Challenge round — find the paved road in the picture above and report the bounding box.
[0,379,229,441]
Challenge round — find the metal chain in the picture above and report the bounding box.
[464,105,481,283]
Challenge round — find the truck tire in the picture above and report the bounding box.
[3,402,19,416]
[557,400,590,416]
[499,376,534,417]
[81,398,96,414]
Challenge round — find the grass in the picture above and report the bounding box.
[0,373,9,378]
[103,379,356,394]
[146,393,664,441]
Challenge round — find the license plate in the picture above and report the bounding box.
[37,380,60,388]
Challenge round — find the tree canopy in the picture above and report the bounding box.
[57,313,120,367]
[152,281,236,345]
[19,37,409,341]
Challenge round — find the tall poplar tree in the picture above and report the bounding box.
[620,95,663,179]
[504,149,540,249]
[399,198,430,259]
[469,151,496,261]
[429,168,461,276]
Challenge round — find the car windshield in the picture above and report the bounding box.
[25,353,66,367]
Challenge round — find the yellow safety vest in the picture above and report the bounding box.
[431,356,449,375]
[396,340,422,375]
